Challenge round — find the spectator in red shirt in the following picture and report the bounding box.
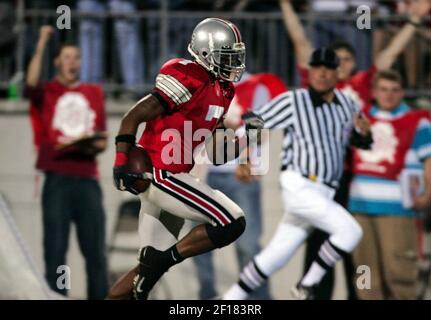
[25,26,108,299]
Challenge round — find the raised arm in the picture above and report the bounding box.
[279,0,314,69]
[26,26,54,87]
[375,0,431,70]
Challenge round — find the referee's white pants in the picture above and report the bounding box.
[255,170,363,276]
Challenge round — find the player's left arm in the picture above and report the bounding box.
[205,113,264,165]
[205,121,239,166]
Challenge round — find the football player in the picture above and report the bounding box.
[108,18,263,300]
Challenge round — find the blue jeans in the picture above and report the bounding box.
[78,0,143,90]
[42,172,108,299]
[145,17,199,82]
[193,172,272,300]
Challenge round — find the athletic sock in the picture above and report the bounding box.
[223,259,268,300]
[301,240,347,287]
[161,245,185,270]
[140,245,184,272]
[301,262,326,287]
[223,283,249,300]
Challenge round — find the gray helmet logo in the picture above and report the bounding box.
[188,18,246,82]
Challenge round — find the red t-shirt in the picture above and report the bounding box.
[352,109,430,180]
[298,64,377,112]
[27,80,106,178]
[138,58,235,173]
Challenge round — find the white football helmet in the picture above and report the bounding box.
[188,18,246,82]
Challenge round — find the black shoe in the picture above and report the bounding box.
[132,246,167,300]
[290,282,317,300]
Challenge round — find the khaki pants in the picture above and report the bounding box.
[352,214,418,300]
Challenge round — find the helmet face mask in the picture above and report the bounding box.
[211,43,246,82]
[188,18,246,82]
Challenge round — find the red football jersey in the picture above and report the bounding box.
[27,80,106,178]
[298,64,377,111]
[138,58,235,173]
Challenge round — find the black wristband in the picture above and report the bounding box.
[115,134,136,145]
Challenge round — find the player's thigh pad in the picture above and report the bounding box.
[147,169,244,226]
[137,195,167,246]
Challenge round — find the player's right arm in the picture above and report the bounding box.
[116,94,164,154]
[26,25,54,87]
[115,59,200,155]
[279,0,313,69]
[114,59,201,193]
[113,94,165,194]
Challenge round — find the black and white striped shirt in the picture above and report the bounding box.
[258,88,360,187]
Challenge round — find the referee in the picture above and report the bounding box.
[223,48,373,300]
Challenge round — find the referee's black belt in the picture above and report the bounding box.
[280,165,337,190]
[302,175,337,190]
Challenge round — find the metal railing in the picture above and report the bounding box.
[2,4,431,102]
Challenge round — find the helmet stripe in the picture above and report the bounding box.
[212,18,241,43]
[230,23,242,42]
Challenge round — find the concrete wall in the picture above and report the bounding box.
[0,112,347,300]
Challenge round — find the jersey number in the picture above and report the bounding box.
[206,105,224,121]
[179,59,193,65]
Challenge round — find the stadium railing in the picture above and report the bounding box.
[1,6,430,104]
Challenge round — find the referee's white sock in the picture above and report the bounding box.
[301,262,327,287]
[223,284,249,300]
[301,240,347,287]
[222,259,268,300]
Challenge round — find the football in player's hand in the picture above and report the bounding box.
[128,145,153,193]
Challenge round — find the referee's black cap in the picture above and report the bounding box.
[309,47,340,69]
